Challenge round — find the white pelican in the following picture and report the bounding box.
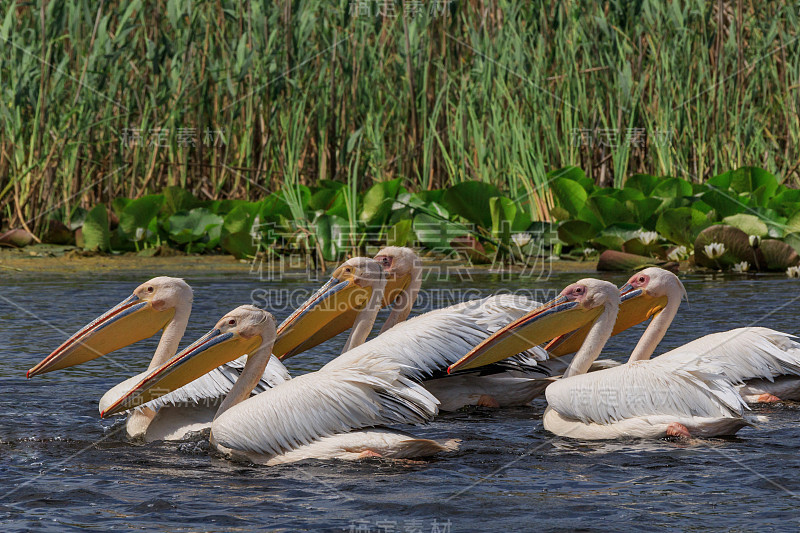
[27,277,289,441]
[273,249,562,410]
[449,279,751,439]
[549,267,800,403]
[100,305,461,464]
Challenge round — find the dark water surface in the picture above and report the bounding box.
[2,269,799,532]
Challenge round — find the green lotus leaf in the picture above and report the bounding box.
[656,207,712,247]
[722,214,768,237]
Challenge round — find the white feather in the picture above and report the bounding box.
[545,354,747,427]
[658,327,800,384]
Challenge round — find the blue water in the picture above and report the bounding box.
[2,268,799,532]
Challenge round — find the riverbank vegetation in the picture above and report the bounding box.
[1,1,799,271]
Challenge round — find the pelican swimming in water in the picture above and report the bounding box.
[100,305,462,464]
[449,278,751,439]
[549,267,800,403]
[27,277,289,441]
[273,247,625,410]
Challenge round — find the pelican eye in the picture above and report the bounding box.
[147,286,154,293]
[228,319,236,326]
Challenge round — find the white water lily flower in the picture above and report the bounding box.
[636,230,659,246]
[583,247,597,256]
[704,242,726,259]
[732,261,750,273]
[134,227,145,242]
[666,245,687,262]
[748,235,761,248]
[512,233,532,247]
[250,216,261,242]
[787,266,800,278]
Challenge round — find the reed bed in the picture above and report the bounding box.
[1,0,798,234]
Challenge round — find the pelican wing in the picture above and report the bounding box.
[213,305,509,456]
[449,293,544,337]
[146,355,291,410]
[545,355,746,426]
[337,293,548,380]
[212,359,438,456]
[660,327,800,383]
[326,302,506,379]
[101,356,291,415]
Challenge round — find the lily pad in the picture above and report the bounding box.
[656,207,711,247]
[168,208,224,249]
[784,233,800,255]
[490,196,516,248]
[622,239,666,259]
[82,204,111,252]
[729,167,779,196]
[221,231,258,259]
[596,250,675,272]
[693,224,763,270]
[557,220,596,246]
[441,181,501,229]
[386,219,413,247]
[119,195,164,237]
[700,188,744,219]
[360,178,404,226]
[758,239,800,271]
[163,187,198,216]
[722,214,768,237]
[413,212,466,250]
[0,228,34,248]
[550,177,588,218]
[624,174,660,196]
[548,166,594,193]
[651,177,693,198]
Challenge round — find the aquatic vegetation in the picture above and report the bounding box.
[704,243,726,260]
[732,261,750,273]
[636,231,660,246]
[512,233,532,248]
[3,164,798,274]
[2,2,799,240]
[666,246,688,262]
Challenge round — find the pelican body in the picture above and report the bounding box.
[449,279,751,440]
[548,267,800,404]
[27,277,289,441]
[273,248,578,410]
[101,305,464,464]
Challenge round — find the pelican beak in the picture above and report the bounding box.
[27,294,175,378]
[447,293,603,373]
[100,328,262,417]
[545,284,668,356]
[272,267,373,360]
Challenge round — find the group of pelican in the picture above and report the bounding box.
[27,247,800,464]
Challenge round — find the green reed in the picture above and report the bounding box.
[1,0,798,235]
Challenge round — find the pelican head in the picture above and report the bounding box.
[547,267,685,356]
[271,257,385,359]
[27,277,192,378]
[449,278,618,372]
[101,305,275,417]
[374,246,421,307]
